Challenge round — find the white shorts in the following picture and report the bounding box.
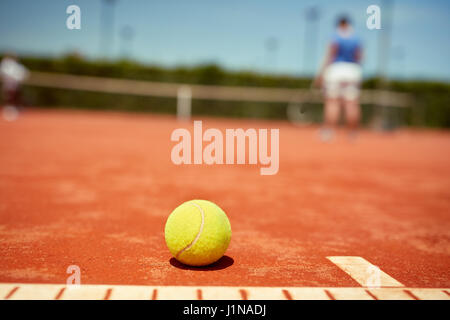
[323,62,362,100]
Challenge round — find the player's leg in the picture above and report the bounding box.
[320,64,342,141]
[319,98,340,141]
[343,98,360,129]
[324,98,341,127]
[2,88,20,121]
[341,63,362,137]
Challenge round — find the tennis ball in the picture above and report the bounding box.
[165,200,231,266]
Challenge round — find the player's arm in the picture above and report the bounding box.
[18,63,29,82]
[313,43,337,87]
[354,46,362,64]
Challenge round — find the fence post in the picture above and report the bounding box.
[177,85,192,120]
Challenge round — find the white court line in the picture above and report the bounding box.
[7,284,64,300]
[1,283,449,300]
[287,288,331,300]
[0,283,17,299]
[367,288,414,300]
[408,288,450,300]
[326,288,374,300]
[59,285,113,300]
[327,256,404,287]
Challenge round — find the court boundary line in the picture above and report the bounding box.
[1,283,449,300]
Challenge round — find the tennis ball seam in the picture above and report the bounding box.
[175,201,205,259]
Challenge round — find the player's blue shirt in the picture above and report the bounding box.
[331,31,361,63]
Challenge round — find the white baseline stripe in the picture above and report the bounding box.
[1,284,449,300]
[327,256,404,287]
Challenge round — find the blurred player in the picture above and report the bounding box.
[1,53,28,121]
[314,16,362,141]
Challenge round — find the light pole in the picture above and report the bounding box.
[302,6,320,77]
[120,25,135,59]
[100,0,117,59]
[377,0,394,84]
[392,46,405,80]
[374,0,395,130]
[265,37,279,73]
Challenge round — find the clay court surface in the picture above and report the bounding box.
[0,109,449,293]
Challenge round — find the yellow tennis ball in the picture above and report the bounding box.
[165,200,231,266]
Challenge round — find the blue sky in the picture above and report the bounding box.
[0,0,449,81]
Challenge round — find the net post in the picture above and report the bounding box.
[177,85,192,120]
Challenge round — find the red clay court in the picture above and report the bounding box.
[0,109,449,299]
